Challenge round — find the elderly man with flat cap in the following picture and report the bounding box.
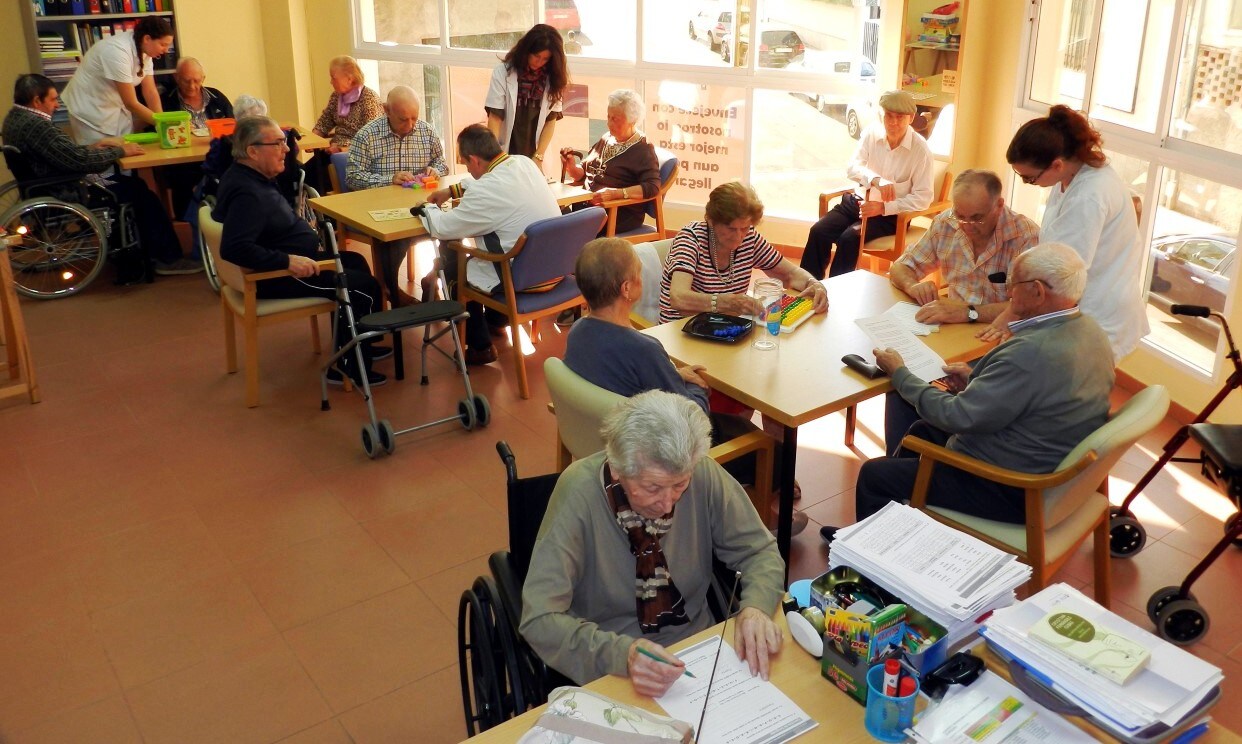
[800,89,934,279]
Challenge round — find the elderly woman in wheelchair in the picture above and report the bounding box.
[519,390,785,698]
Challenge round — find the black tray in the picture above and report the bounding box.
[682,312,754,343]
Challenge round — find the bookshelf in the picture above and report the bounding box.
[18,0,180,124]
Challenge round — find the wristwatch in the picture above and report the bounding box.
[967,305,979,323]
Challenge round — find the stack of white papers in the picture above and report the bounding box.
[829,502,1031,633]
[909,670,1095,743]
[982,583,1223,739]
[882,301,940,336]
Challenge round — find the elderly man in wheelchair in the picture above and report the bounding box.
[1,73,192,297]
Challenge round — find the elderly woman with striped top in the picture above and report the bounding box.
[659,181,828,324]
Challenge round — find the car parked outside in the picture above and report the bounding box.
[1148,232,1235,327]
[721,27,805,67]
[786,51,877,137]
[688,5,736,52]
[545,0,581,33]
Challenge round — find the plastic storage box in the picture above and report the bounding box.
[153,111,191,149]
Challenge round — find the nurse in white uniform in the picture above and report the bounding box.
[62,16,174,145]
[484,23,567,171]
[990,104,1149,361]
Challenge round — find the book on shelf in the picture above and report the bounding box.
[88,0,101,13]
[70,0,86,15]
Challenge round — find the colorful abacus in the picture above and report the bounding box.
[777,295,814,333]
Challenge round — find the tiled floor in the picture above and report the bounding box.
[2,269,1241,742]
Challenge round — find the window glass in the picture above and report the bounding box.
[557,0,636,60]
[358,0,439,46]
[445,0,536,51]
[642,80,747,208]
[1028,0,1094,108]
[1168,0,1242,154]
[358,61,445,141]
[645,0,737,67]
[1086,0,1176,134]
[751,87,868,221]
[1146,169,1241,373]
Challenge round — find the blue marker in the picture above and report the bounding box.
[1170,723,1209,744]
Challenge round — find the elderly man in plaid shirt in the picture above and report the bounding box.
[876,168,1041,471]
[346,85,449,302]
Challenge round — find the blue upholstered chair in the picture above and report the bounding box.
[447,206,607,399]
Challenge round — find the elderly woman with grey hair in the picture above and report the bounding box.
[559,88,661,234]
[520,390,785,698]
[231,94,268,118]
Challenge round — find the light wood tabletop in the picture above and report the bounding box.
[902,74,956,110]
[118,125,329,170]
[307,176,595,243]
[642,270,993,571]
[461,612,1241,743]
[642,270,989,429]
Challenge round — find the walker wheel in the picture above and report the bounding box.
[473,395,491,427]
[1109,512,1146,557]
[378,420,396,455]
[361,423,381,459]
[458,398,478,431]
[1156,598,1210,646]
[1147,585,1194,625]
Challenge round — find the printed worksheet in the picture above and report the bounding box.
[854,314,948,382]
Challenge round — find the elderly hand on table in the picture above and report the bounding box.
[734,606,782,681]
[915,299,970,324]
[873,347,906,376]
[627,639,688,697]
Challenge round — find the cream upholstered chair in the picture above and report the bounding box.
[544,357,775,516]
[199,204,337,408]
[903,384,1171,607]
[818,160,952,273]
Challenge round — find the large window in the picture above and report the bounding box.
[352,0,885,219]
[1022,0,1242,376]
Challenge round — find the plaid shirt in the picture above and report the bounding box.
[895,205,1040,305]
[345,116,448,190]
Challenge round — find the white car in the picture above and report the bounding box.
[786,52,878,138]
[688,6,739,53]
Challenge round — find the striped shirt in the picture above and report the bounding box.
[659,221,784,323]
[895,206,1040,305]
[345,116,448,191]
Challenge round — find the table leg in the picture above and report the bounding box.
[778,425,798,584]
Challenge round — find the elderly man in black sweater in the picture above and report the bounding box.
[1,73,194,279]
[212,115,387,387]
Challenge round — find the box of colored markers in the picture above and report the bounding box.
[820,602,906,704]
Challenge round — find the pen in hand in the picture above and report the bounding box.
[636,646,697,678]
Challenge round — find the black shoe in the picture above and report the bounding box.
[465,345,498,366]
[366,344,393,362]
[326,367,388,388]
[819,526,838,545]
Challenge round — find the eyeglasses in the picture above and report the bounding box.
[950,208,994,226]
[253,140,288,148]
[1016,163,1050,185]
[1004,278,1044,293]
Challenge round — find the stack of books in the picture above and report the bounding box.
[982,584,1223,741]
[829,502,1031,647]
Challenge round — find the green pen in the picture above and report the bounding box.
[636,646,697,678]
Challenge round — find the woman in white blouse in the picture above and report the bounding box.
[62,16,174,145]
[989,105,1148,360]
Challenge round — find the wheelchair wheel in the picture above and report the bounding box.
[199,224,221,293]
[458,577,524,735]
[0,180,20,219]
[2,198,107,299]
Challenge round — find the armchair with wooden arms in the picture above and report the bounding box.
[199,204,337,408]
[560,147,679,244]
[544,357,775,517]
[445,207,606,399]
[902,384,1170,607]
[818,159,952,274]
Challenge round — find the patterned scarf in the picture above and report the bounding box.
[603,462,689,634]
[516,67,547,109]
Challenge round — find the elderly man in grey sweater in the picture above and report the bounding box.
[841,242,1114,535]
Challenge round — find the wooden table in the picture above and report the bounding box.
[308,176,594,306]
[902,74,956,111]
[642,271,993,574]
[462,613,1241,743]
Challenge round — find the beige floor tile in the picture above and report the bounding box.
[320,450,468,522]
[362,488,507,581]
[239,523,411,631]
[192,474,357,564]
[70,512,231,612]
[126,635,332,744]
[338,665,466,744]
[7,696,143,744]
[415,554,493,627]
[284,583,456,713]
[274,718,355,744]
[0,550,85,639]
[0,494,61,568]
[0,613,119,732]
[91,571,277,689]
